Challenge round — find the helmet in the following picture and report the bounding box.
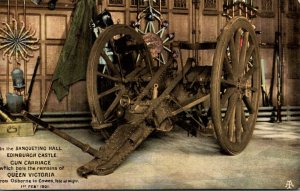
[11,68,25,89]
[94,9,114,29]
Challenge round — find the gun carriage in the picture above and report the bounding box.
[23,0,261,177]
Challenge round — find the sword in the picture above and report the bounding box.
[24,56,41,111]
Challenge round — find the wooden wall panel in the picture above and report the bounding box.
[287,47,300,79]
[260,18,276,44]
[0,81,7,98]
[0,56,7,76]
[45,15,67,40]
[129,12,137,23]
[26,46,41,75]
[199,15,218,66]
[283,1,300,106]
[200,16,218,42]
[287,18,296,44]
[171,14,189,42]
[110,11,125,24]
[45,45,63,75]
[286,79,300,105]
[0,13,8,77]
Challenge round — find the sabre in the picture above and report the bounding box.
[24,56,41,111]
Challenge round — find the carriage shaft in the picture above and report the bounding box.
[171,94,210,116]
[21,111,101,158]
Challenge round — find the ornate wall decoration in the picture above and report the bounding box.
[203,0,217,15]
[260,0,275,17]
[0,19,39,63]
[204,0,216,9]
[261,0,273,11]
[131,0,166,7]
[131,0,144,6]
[174,0,186,8]
[108,0,123,5]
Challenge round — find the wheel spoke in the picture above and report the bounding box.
[234,29,242,65]
[242,95,254,114]
[243,66,256,81]
[98,86,122,99]
[221,88,235,107]
[221,79,237,87]
[239,32,249,74]
[222,93,237,129]
[100,52,119,75]
[110,40,125,78]
[241,107,249,132]
[235,99,242,143]
[229,36,239,70]
[247,87,258,92]
[97,72,121,82]
[245,44,255,67]
[104,88,124,119]
[125,66,144,80]
[224,56,234,79]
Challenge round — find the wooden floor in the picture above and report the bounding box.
[0,122,299,189]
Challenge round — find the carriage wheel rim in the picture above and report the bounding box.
[211,17,261,155]
[87,24,153,131]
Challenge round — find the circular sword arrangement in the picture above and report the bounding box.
[132,0,176,65]
[0,0,39,64]
[0,19,39,63]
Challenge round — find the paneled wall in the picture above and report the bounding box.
[0,0,299,114]
[0,0,89,112]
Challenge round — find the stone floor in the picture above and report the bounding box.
[0,121,299,190]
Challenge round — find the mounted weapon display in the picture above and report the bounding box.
[0,0,38,138]
[266,0,284,122]
[0,0,39,113]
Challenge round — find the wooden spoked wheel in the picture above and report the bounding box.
[211,17,261,155]
[87,24,153,139]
